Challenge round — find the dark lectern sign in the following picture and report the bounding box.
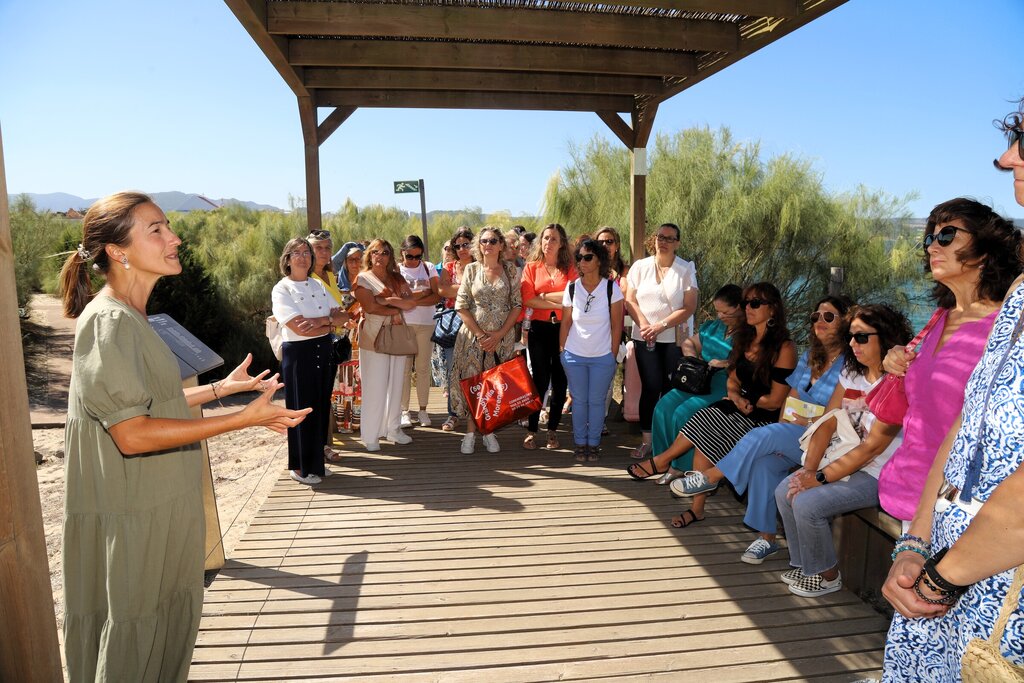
[148,314,224,380]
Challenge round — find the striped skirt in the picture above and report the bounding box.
[680,400,774,464]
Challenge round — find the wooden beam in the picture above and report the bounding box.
[315,90,635,113]
[596,111,635,149]
[317,106,356,146]
[630,172,647,263]
[223,0,307,97]
[305,68,665,96]
[297,96,322,230]
[269,2,740,53]
[290,39,697,78]
[633,102,660,148]
[579,0,800,18]
[0,125,63,683]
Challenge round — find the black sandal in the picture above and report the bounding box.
[671,510,705,528]
[587,446,600,462]
[574,445,587,463]
[626,456,666,481]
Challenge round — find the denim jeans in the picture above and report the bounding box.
[561,350,617,446]
[774,470,880,576]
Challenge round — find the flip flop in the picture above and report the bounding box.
[626,456,666,481]
[630,442,651,460]
[324,447,344,463]
[671,510,705,528]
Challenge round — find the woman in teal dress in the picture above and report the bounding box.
[59,192,311,683]
[650,284,743,481]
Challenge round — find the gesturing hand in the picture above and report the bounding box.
[219,353,272,396]
[240,377,312,434]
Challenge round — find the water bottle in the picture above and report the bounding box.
[646,338,656,352]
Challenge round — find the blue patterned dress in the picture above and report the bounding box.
[883,281,1024,681]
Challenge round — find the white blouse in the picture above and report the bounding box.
[626,256,698,343]
[271,277,335,343]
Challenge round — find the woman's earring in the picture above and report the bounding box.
[120,255,130,270]
[767,317,777,328]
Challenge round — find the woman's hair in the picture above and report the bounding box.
[659,222,681,241]
[712,284,743,308]
[279,237,314,279]
[471,226,506,263]
[360,237,402,279]
[529,223,572,271]
[59,191,152,318]
[728,282,791,384]
[808,294,855,377]
[844,304,913,375]
[520,232,536,246]
[595,226,628,279]
[306,230,333,278]
[574,239,610,279]
[923,198,1022,308]
[451,227,475,261]
[400,234,425,254]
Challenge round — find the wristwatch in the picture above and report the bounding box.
[815,470,829,485]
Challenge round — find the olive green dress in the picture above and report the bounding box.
[62,296,204,683]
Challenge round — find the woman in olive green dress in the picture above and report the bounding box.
[58,192,311,683]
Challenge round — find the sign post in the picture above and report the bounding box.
[394,179,429,259]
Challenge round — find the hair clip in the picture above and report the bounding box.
[77,244,92,261]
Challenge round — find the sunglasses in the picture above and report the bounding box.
[656,234,679,243]
[454,242,472,250]
[583,293,596,313]
[923,225,968,249]
[576,253,596,262]
[371,249,391,257]
[994,118,1023,171]
[479,238,499,246]
[743,298,768,309]
[307,230,330,240]
[596,238,616,246]
[810,311,838,324]
[404,252,423,261]
[849,331,879,344]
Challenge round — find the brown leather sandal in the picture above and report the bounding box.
[545,431,561,450]
[523,433,537,450]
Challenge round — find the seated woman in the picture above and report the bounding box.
[775,304,912,597]
[670,295,852,561]
[649,284,744,482]
[626,283,797,526]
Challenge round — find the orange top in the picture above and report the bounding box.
[520,260,577,322]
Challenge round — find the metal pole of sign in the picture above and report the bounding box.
[418,179,428,261]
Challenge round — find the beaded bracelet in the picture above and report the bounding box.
[211,380,226,409]
[913,572,959,606]
[891,544,931,562]
[896,533,932,551]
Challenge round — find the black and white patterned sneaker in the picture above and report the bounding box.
[780,567,805,586]
[788,571,842,597]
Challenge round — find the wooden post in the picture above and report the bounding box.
[829,266,844,296]
[298,95,322,231]
[630,149,647,262]
[0,125,64,681]
[418,179,429,260]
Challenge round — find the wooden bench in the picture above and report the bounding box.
[834,506,902,616]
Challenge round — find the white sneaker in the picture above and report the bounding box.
[482,433,500,453]
[789,571,842,597]
[461,433,476,454]
[388,430,412,445]
[400,411,415,427]
[290,471,322,485]
[364,440,381,452]
[417,410,431,427]
[321,468,333,477]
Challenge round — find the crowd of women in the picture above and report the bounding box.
[56,98,1024,681]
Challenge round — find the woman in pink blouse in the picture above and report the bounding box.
[878,198,1022,522]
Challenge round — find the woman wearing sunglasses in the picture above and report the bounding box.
[558,239,624,462]
[520,223,577,450]
[626,284,796,498]
[437,227,475,432]
[882,99,1024,681]
[775,304,911,597]
[397,235,441,429]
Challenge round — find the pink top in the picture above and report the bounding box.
[877,308,998,520]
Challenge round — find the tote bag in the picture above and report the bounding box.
[459,353,542,435]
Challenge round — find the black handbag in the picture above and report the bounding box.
[431,307,462,349]
[670,356,717,395]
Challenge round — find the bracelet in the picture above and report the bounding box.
[912,572,959,606]
[896,533,932,551]
[923,547,970,592]
[891,545,931,562]
[211,381,226,409]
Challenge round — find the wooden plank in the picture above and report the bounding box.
[224,0,307,96]
[316,105,355,146]
[270,2,740,53]
[314,89,635,113]
[597,110,635,148]
[296,94,321,230]
[584,0,801,16]
[290,39,696,78]
[305,67,666,96]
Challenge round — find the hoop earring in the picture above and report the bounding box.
[120,255,130,270]
[767,317,777,328]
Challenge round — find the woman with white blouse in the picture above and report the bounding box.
[397,234,441,428]
[624,222,699,460]
[271,237,347,485]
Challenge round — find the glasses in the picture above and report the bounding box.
[994,118,1023,171]
[583,293,596,313]
[307,230,330,240]
[479,238,499,246]
[576,253,596,262]
[810,311,838,324]
[743,298,768,309]
[596,238,616,246]
[923,225,968,249]
[443,245,452,252]
[454,242,472,250]
[289,250,312,258]
[849,331,879,344]
[371,249,391,257]
[656,234,679,243]
[404,252,423,261]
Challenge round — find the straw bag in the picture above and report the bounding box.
[961,565,1024,682]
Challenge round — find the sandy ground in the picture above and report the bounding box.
[26,294,294,627]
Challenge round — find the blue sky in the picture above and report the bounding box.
[1,0,1022,218]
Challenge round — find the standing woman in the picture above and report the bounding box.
[521,223,577,450]
[397,235,441,427]
[438,227,475,432]
[624,222,699,460]
[450,227,523,454]
[595,226,630,284]
[272,237,348,485]
[60,192,309,682]
[559,239,623,462]
[308,229,346,462]
[353,239,417,451]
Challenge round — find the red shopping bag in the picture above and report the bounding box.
[459,353,542,435]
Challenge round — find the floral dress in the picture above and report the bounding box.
[883,281,1024,681]
[449,261,522,419]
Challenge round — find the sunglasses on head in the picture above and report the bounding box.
[576,253,596,262]
[994,118,1024,171]
[479,238,499,246]
[810,311,838,324]
[849,331,879,344]
[743,298,768,309]
[403,252,423,261]
[923,225,968,249]
[307,230,330,240]
[454,242,471,250]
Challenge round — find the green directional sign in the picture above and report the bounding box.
[393,180,420,193]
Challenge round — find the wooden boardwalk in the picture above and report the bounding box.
[192,390,888,682]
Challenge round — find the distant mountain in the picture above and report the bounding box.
[15,191,281,214]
